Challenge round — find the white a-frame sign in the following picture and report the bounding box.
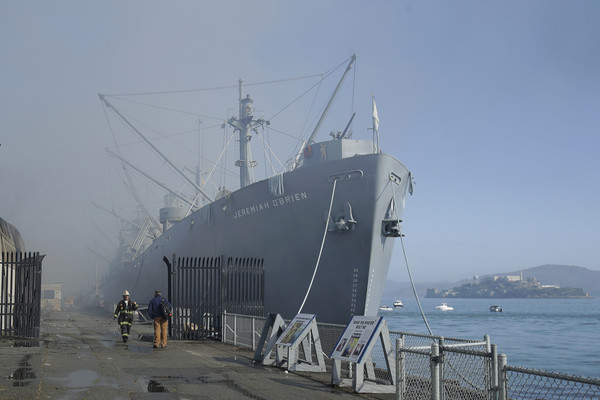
[274,313,326,372]
[330,316,395,393]
[254,313,286,365]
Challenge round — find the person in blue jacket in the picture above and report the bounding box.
[148,290,171,349]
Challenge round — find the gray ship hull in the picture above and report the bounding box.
[126,146,410,325]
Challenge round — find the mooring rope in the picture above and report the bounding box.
[298,179,338,314]
[392,181,485,389]
[391,181,434,337]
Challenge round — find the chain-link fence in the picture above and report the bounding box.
[499,354,600,400]
[221,313,600,399]
[397,338,495,400]
[439,345,496,400]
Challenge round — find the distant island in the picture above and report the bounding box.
[426,274,589,299]
[383,265,599,300]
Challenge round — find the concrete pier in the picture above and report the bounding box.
[0,308,394,399]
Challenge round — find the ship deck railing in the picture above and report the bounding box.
[221,312,600,400]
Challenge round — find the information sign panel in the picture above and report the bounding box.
[330,315,395,393]
[275,313,315,347]
[330,316,382,364]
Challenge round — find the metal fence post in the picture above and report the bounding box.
[252,316,256,350]
[396,336,405,400]
[234,314,237,347]
[222,311,226,342]
[438,337,445,400]
[431,342,441,400]
[498,353,507,400]
[491,343,498,400]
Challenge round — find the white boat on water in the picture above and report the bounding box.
[379,305,394,311]
[435,302,454,311]
[393,300,404,308]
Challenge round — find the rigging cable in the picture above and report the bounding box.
[298,178,338,314]
[266,67,336,122]
[201,129,237,192]
[102,99,161,234]
[393,178,483,389]
[391,180,434,337]
[101,98,162,298]
[265,56,354,160]
[103,73,326,97]
[254,129,285,174]
[101,102,123,243]
[289,81,323,164]
[101,95,222,121]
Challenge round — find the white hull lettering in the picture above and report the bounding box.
[272,192,308,206]
[233,192,308,219]
[233,201,270,219]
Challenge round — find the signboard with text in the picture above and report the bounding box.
[330,316,382,364]
[275,313,315,347]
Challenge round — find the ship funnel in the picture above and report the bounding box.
[159,194,186,231]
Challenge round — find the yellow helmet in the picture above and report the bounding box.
[123,290,130,296]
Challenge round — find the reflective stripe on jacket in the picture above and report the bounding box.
[114,299,138,323]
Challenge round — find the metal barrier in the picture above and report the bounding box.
[221,313,478,378]
[222,312,262,349]
[397,338,600,400]
[0,252,44,339]
[396,337,494,400]
[498,354,600,400]
[221,313,600,399]
[222,313,346,370]
[168,255,264,340]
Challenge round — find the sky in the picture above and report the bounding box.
[1,1,599,295]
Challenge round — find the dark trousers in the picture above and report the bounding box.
[120,321,132,341]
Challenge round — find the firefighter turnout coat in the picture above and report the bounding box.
[114,299,138,324]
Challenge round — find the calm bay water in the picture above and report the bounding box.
[379,297,600,378]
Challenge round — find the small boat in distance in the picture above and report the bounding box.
[379,305,394,311]
[393,300,404,308]
[489,305,503,312]
[435,302,454,311]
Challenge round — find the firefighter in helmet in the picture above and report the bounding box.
[114,290,138,343]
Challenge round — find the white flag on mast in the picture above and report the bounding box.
[372,97,379,132]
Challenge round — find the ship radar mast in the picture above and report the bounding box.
[227,80,270,189]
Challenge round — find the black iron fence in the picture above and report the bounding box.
[0,252,44,339]
[167,255,264,340]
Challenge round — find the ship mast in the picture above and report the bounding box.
[227,80,269,189]
[292,54,356,169]
[304,54,355,147]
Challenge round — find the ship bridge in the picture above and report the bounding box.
[300,139,375,168]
